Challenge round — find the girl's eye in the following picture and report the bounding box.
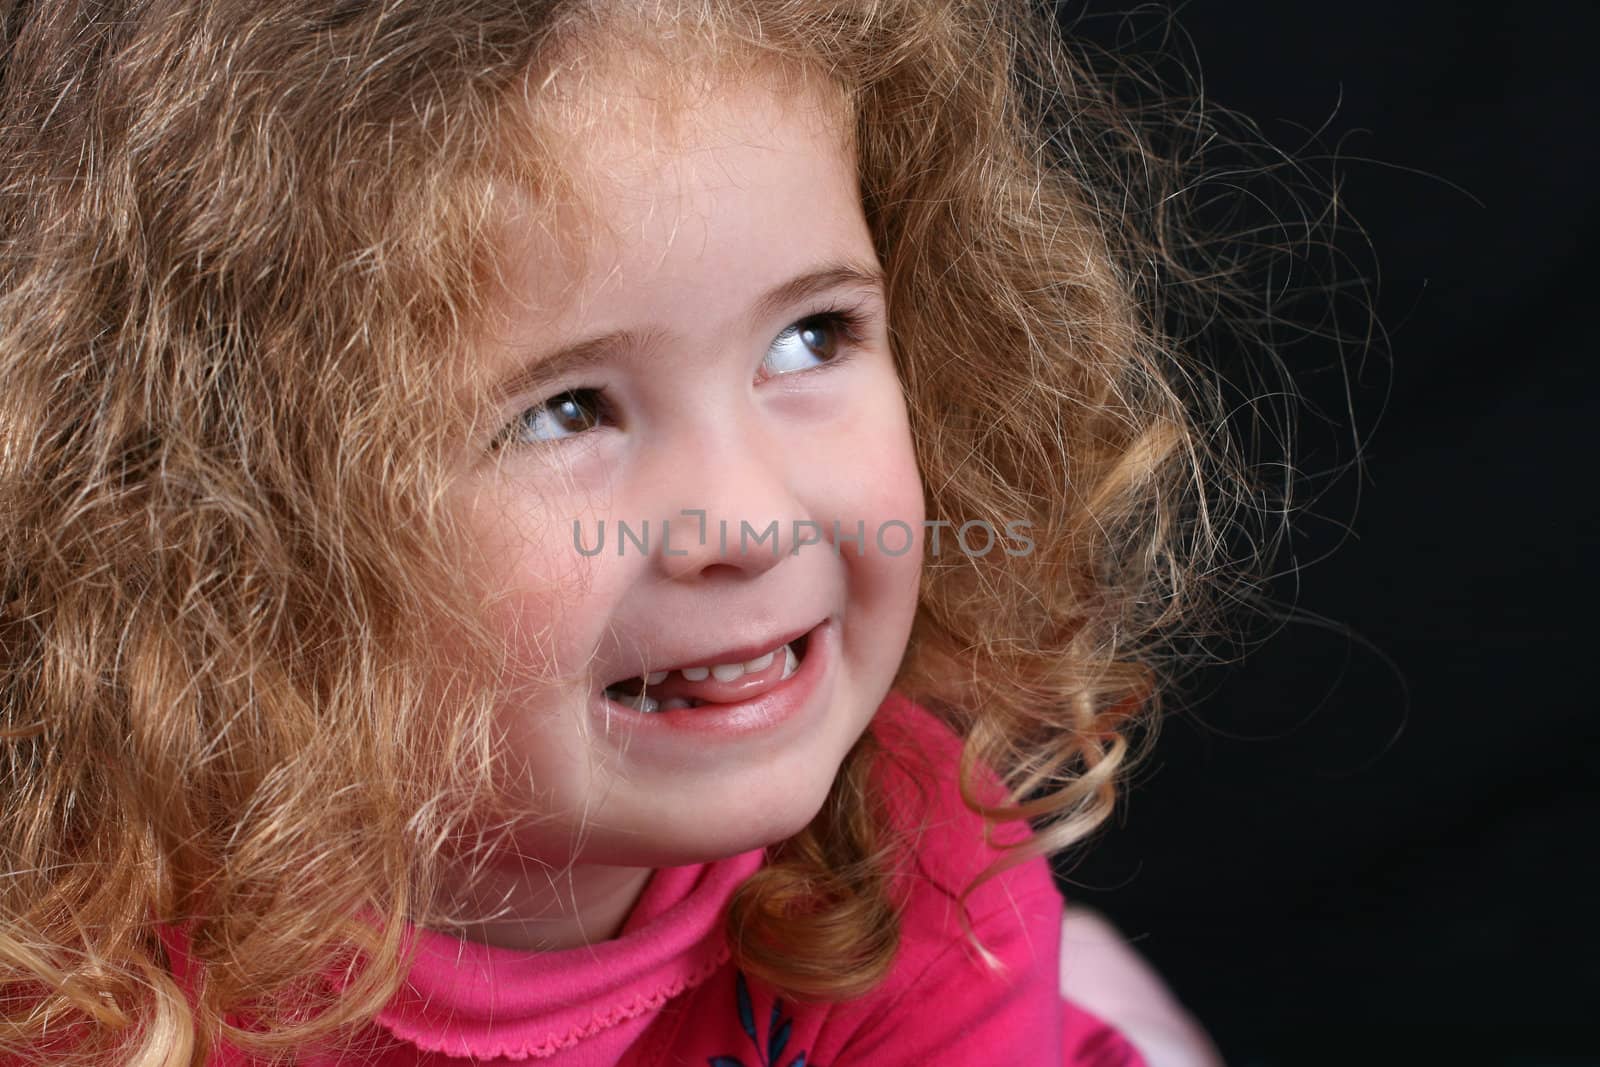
[493,307,869,450]
[501,388,607,447]
[762,310,861,377]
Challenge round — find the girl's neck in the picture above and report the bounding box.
[428,861,654,953]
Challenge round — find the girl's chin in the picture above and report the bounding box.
[580,792,833,869]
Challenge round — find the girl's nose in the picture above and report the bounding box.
[648,423,806,583]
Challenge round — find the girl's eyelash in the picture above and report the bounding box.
[762,301,872,377]
[797,301,872,353]
[492,303,876,451]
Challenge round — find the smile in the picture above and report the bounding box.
[601,625,816,713]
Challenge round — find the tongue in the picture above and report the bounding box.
[630,644,795,706]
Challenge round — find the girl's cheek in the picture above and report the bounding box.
[450,492,596,677]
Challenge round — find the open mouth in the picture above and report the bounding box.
[601,626,815,714]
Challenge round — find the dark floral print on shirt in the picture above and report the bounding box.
[707,971,813,1067]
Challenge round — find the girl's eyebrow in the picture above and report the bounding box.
[488,260,885,401]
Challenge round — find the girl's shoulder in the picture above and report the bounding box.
[870,697,1056,947]
[790,693,1143,1065]
[870,690,1056,912]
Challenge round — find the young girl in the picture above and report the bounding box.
[1,0,1264,1063]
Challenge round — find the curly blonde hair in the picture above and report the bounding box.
[0,0,1297,1062]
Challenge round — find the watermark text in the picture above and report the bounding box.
[571,510,1035,559]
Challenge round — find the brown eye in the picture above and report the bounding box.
[508,388,606,445]
[763,312,850,376]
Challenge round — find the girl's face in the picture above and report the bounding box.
[449,63,924,885]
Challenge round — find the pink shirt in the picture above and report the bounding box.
[196,692,1146,1065]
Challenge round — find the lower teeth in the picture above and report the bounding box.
[604,689,703,713]
[603,636,807,713]
[611,690,660,713]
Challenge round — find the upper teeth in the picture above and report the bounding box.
[681,647,778,683]
[605,641,802,712]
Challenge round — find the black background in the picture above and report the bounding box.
[1052,3,1599,1064]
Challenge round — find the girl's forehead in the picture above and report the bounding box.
[511,21,853,183]
[459,44,868,392]
[558,71,843,175]
[485,49,857,297]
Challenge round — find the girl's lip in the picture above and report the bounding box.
[599,621,817,689]
[594,617,833,739]
[657,622,816,675]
